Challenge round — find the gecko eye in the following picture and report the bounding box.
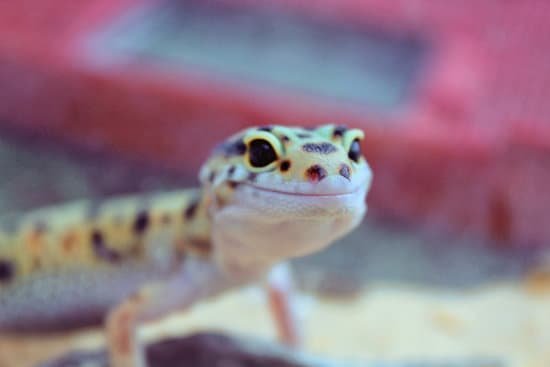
[348,139,361,163]
[248,139,278,167]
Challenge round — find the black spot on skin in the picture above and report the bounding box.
[297,133,312,139]
[91,230,103,246]
[280,160,291,172]
[133,211,149,235]
[184,199,199,220]
[248,172,258,182]
[0,259,14,284]
[339,164,351,180]
[228,181,240,189]
[217,139,246,157]
[227,165,236,177]
[302,142,337,154]
[281,135,290,143]
[91,230,121,263]
[257,126,273,132]
[208,171,216,183]
[333,125,347,137]
[306,165,328,182]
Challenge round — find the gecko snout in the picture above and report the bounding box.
[305,163,352,183]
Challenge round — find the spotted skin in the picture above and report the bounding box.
[0,189,213,332]
[0,190,205,286]
[201,124,366,189]
[0,124,372,367]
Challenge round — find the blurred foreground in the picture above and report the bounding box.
[1,281,549,366]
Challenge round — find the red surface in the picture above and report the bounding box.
[0,0,548,246]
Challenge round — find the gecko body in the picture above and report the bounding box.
[0,124,372,367]
[0,190,205,331]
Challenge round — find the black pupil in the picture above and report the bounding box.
[348,139,361,162]
[249,139,277,167]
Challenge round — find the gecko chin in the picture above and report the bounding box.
[211,174,370,268]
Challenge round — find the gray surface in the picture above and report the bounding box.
[0,128,539,296]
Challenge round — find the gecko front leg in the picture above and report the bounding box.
[266,262,302,348]
[107,292,150,367]
[106,258,245,367]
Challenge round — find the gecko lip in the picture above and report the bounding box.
[241,181,367,198]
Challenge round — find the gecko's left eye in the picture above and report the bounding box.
[249,139,278,167]
[348,139,361,163]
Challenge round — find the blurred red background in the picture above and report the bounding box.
[0,0,549,247]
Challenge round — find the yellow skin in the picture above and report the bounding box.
[0,124,372,367]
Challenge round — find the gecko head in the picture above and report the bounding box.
[199,124,372,271]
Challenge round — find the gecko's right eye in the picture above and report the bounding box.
[348,139,361,163]
[248,139,278,168]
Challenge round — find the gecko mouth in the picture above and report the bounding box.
[229,178,369,218]
[240,181,366,198]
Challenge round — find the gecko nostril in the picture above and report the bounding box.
[306,165,327,182]
[280,160,291,172]
[339,164,351,181]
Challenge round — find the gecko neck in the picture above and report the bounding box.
[209,197,365,279]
